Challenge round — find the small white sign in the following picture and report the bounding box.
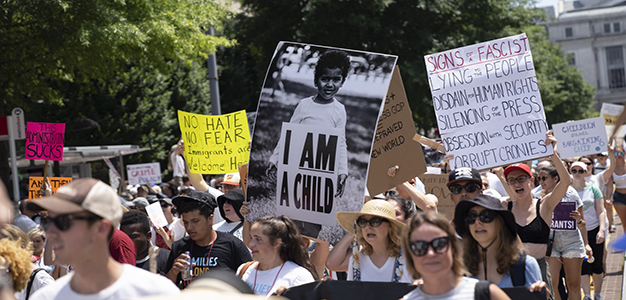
[12,108,26,140]
[146,202,168,228]
[552,117,608,159]
[127,162,162,185]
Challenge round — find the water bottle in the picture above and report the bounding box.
[584,256,595,264]
[181,251,192,280]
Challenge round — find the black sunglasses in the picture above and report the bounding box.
[356,217,388,228]
[538,176,550,182]
[408,236,450,257]
[41,214,101,231]
[465,210,496,225]
[448,183,481,194]
[570,169,585,174]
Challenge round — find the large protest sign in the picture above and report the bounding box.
[425,33,552,170]
[127,163,162,185]
[25,122,65,161]
[552,117,607,158]
[247,42,397,243]
[601,102,626,144]
[29,177,72,200]
[418,174,454,220]
[367,66,427,196]
[178,110,250,174]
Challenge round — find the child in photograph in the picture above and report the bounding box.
[267,50,350,198]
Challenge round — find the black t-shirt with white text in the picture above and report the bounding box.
[165,231,251,287]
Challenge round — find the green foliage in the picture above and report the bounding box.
[219,0,595,130]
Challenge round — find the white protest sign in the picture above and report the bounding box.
[425,33,552,170]
[552,117,607,158]
[600,102,626,144]
[146,202,168,228]
[127,163,162,185]
[275,123,342,226]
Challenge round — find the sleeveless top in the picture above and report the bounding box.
[508,199,550,244]
[613,173,626,189]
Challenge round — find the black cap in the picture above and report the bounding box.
[173,190,217,213]
[447,167,482,187]
[217,189,245,223]
[454,194,517,237]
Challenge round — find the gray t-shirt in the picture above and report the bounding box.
[402,277,479,300]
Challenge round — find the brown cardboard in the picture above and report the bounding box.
[367,66,427,196]
[418,174,454,221]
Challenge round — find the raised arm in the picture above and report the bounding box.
[325,233,353,272]
[540,131,571,222]
[600,145,617,183]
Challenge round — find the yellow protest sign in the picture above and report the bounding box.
[29,177,73,200]
[178,110,251,174]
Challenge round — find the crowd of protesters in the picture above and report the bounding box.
[0,129,623,300]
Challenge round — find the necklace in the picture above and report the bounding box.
[188,233,217,279]
[479,238,497,281]
[253,262,285,296]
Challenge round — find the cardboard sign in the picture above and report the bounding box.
[25,122,65,161]
[601,102,626,144]
[425,33,552,170]
[552,117,608,158]
[29,177,72,200]
[367,66,427,196]
[239,163,248,197]
[146,202,168,228]
[246,42,397,243]
[127,163,162,185]
[178,110,250,174]
[551,201,577,231]
[418,174,454,221]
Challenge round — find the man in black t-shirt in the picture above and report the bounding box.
[166,190,251,288]
[120,211,170,275]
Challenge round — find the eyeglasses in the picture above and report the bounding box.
[356,217,388,228]
[538,176,551,182]
[570,169,585,174]
[408,237,450,257]
[506,175,530,185]
[448,183,481,194]
[465,210,496,225]
[384,190,396,197]
[41,214,101,231]
[615,152,625,156]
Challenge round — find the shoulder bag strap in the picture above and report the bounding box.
[238,261,257,278]
[25,268,46,300]
[474,280,492,300]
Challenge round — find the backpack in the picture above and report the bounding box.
[510,252,526,287]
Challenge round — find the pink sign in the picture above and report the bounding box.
[25,122,65,161]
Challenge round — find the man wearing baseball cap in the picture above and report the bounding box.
[220,172,241,194]
[28,178,179,299]
[166,190,251,288]
[447,167,484,206]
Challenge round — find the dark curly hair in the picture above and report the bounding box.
[314,50,351,84]
[120,211,151,234]
[254,215,319,280]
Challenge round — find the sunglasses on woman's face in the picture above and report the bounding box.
[41,214,101,231]
[465,210,496,225]
[570,169,585,174]
[356,217,388,228]
[448,183,481,194]
[615,151,625,156]
[538,176,551,182]
[408,236,450,257]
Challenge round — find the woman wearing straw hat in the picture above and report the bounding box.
[455,194,546,292]
[327,200,413,282]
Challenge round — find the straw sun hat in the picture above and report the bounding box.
[336,200,405,233]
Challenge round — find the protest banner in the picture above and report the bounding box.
[601,102,626,145]
[551,202,577,231]
[146,202,168,228]
[366,66,427,196]
[178,110,250,174]
[246,42,397,242]
[29,177,72,200]
[25,122,65,161]
[552,117,607,158]
[418,174,454,220]
[425,33,552,170]
[127,163,162,185]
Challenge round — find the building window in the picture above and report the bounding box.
[605,23,612,34]
[567,53,576,66]
[565,27,573,38]
[606,46,626,89]
[615,22,621,33]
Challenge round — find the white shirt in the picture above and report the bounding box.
[347,254,413,283]
[213,220,244,241]
[30,264,179,300]
[238,261,314,296]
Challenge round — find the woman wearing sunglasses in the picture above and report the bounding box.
[534,163,588,300]
[571,161,606,300]
[504,131,569,298]
[455,194,546,292]
[328,200,412,282]
[401,211,509,299]
[602,146,626,234]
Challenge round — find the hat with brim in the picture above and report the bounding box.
[336,200,405,233]
[454,194,517,237]
[504,163,532,178]
[217,189,245,223]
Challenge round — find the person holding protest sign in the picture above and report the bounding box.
[326,200,413,283]
[237,215,317,296]
[570,162,606,300]
[401,211,509,300]
[533,162,588,300]
[266,49,351,198]
[387,166,438,212]
[454,194,547,293]
[504,131,568,299]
